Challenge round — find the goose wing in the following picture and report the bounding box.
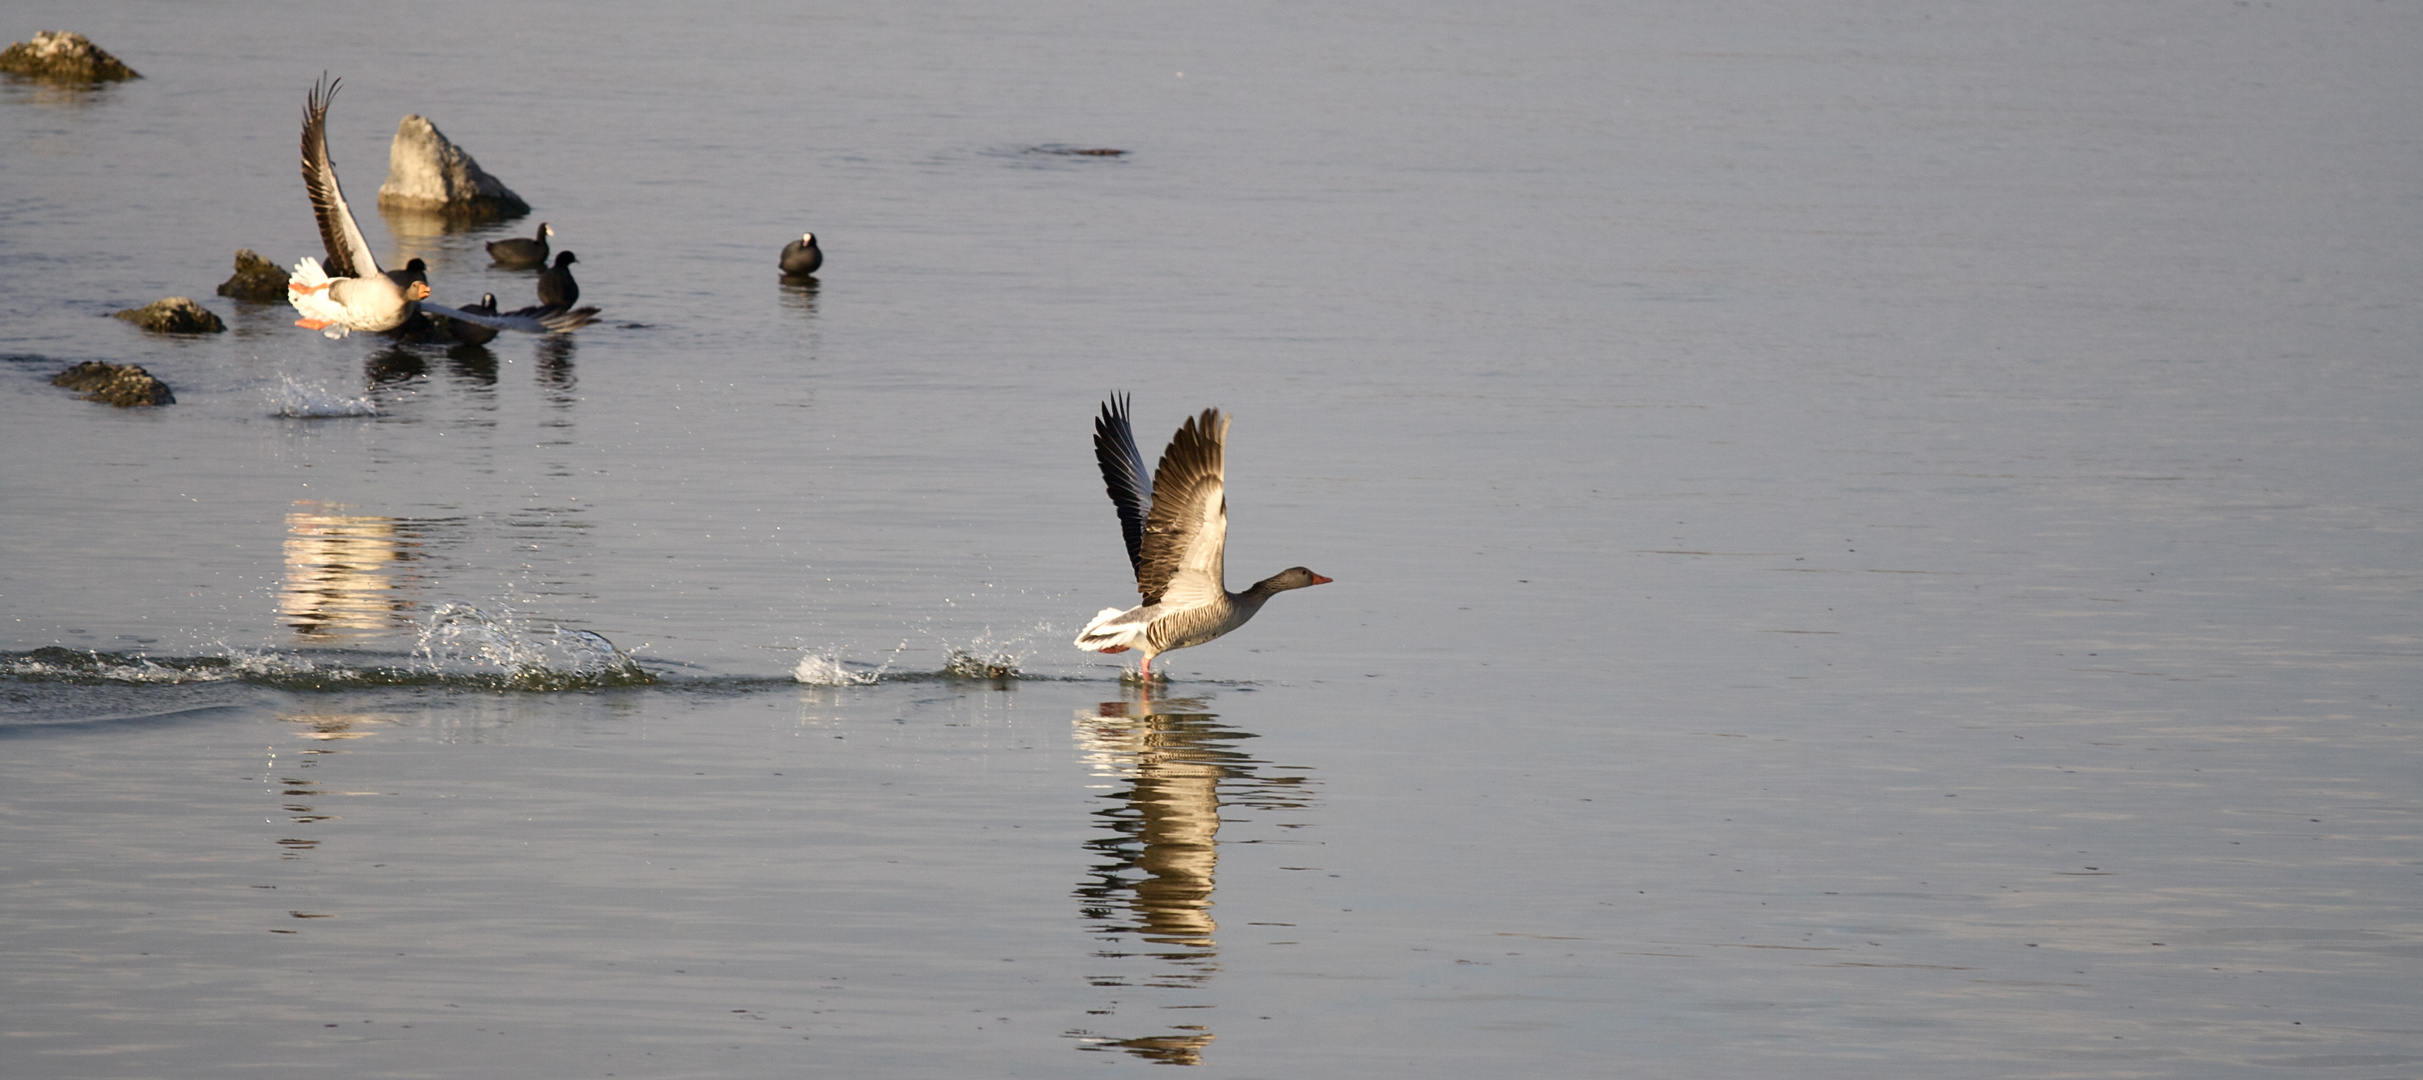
[424,301,603,334]
[301,75,379,280]
[1093,394,1152,583]
[1136,408,1227,607]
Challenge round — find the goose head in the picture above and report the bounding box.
[1252,567,1333,594]
[391,258,432,300]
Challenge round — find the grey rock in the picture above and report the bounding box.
[0,31,139,83]
[375,114,531,220]
[113,297,225,334]
[52,361,174,407]
[215,248,291,303]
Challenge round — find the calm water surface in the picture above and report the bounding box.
[3,2,2419,1077]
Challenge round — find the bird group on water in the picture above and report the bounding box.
[283,77,1327,680]
[287,78,600,340]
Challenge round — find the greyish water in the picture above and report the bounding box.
[2,3,2418,1077]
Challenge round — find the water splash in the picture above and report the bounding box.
[413,603,654,690]
[791,640,906,686]
[943,648,1023,680]
[793,654,878,686]
[937,623,1053,681]
[271,375,378,418]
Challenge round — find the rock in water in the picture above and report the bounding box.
[113,297,225,334]
[215,248,291,303]
[0,31,140,82]
[52,361,174,407]
[375,114,531,220]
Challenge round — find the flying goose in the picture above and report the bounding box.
[487,222,553,268]
[287,77,598,339]
[779,232,823,276]
[1075,395,1331,679]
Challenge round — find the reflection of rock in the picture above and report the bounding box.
[375,114,530,220]
[215,248,291,303]
[0,31,139,82]
[51,361,173,406]
[1080,1030,1214,1067]
[114,297,225,334]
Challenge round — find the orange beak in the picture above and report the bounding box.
[1310,574,1334,585]
[408,282,431,300]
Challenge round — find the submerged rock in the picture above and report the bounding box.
[0,31,139,83]
[113,297,225,334]
[214,248,291,303]
[375,114,530,220]
[52,361,174,407]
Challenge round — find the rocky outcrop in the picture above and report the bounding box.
[0,31,139,82]
[375,114,530,220]
[113,297,225,334]
[215,248,291,303]
[52,361,174,406]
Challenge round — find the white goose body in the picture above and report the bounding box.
[1075,395,1330,679]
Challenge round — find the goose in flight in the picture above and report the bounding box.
[1075,395,1330,679]
[287,77,598,339]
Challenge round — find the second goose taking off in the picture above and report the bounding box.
[1075,395,1330,679]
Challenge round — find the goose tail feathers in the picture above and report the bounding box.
[286,257,350,338]
[1075,606,1149,653]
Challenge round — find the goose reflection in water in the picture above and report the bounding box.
[1069,691,1316,1066]
[280,503,433,638]
[267,711,385,866]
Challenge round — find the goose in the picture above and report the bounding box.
[287,77,599,339]
[1075,395,1331,679]
[537,251,579,309]
[286,77,429,337]
[779,232,823,276]
[487,222,552,268]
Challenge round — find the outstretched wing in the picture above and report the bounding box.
[1136,408,1227,607]
[424,301,603,334]
[1093,394,1152,584]
[301,75,378,280]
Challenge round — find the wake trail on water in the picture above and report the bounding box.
[3,610,1088,706]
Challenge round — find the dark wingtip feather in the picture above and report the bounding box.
[1093,392,1151,583]
[300,73,359,280]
